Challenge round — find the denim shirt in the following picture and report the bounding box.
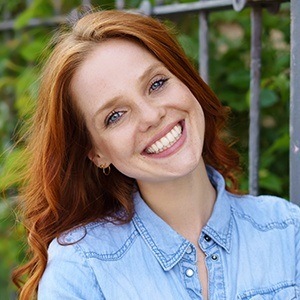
[38,167,300,299]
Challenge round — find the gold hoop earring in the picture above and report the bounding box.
[100,164,111,176]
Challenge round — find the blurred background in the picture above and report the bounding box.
[0,0,291,298]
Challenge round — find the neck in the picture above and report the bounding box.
[137,161,216,243]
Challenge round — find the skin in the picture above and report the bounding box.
[71,39,216,300]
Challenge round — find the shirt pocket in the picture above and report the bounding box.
[238,284,297,300]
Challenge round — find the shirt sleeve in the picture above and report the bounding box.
[292,203,300,294]
[38,239,105,300]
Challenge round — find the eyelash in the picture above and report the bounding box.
[105,110,126,126]
[149,77,169,93]
[104,77,169,127]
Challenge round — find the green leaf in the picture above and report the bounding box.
[221,90,249,112]
[15,95,35,118]
[0,76,16,89]
[14,8,34,29]
[259,169,282,193]
[178,33,198,61]
[14,0,53,30]
[0,147,28,191]
[260,88,278,107]
[15,66,38,98]
[227,70,250,89]
[20,39,47,62]
[265,133,289,155]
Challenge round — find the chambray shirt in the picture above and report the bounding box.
[38,167,300,299]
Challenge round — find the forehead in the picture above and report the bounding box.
[70,39,164,117]
[73,38,159,82]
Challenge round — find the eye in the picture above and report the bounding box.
[149,77,168,93]
[105,110,125,126]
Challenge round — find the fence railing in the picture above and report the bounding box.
[0,0,298,204]
[290,0,300,205]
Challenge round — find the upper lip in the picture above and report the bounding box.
[143,120,183,152]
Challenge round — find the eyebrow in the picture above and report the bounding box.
[92,62,165,123]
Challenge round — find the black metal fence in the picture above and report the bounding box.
[0,0,299,204]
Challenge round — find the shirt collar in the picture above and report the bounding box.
[132,192,191,271]
[132,166,233,271]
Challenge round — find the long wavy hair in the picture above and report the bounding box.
[13,9,240,299]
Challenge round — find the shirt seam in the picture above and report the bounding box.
[72,242,106,299]
[231,207,298,231]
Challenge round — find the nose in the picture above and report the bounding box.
[137,99,166,132]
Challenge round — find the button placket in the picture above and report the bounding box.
[180,260,201,299]
[184,244,197,264]
[180,246,201,299]
[205,248,226,299]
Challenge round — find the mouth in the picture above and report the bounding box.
[145,122,183,154]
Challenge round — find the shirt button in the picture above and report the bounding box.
[204,235,211,242]
[211,254,218,261]
[185,268,194,277]
[186,245,193,254]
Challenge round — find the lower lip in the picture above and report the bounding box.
[142,121,187,159]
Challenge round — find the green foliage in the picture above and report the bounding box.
[207,6,290,197]
[0,201,26,299]
[0,0,291,297]
[0,148,29,192]
[14,0,54,29]
[0,1,80,297]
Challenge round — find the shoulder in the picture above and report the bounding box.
[227,192,300,229]
[40,220,138,298]
[49,219,138,260]
[39,223,119,299]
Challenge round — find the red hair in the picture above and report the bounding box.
[13,9,240,299]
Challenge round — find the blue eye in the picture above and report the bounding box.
[149,78,168,93]
[106,111,125,126]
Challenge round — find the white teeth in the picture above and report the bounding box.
[174,125,181,134]
[161,137,169,147]
[166,132,175,143]
[145,123,182,154]
[152,144,159,152]
[171,128,177,136]
[156,141,163,150]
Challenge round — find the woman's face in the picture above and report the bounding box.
[71,39,205,184]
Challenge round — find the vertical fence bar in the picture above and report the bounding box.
[2,5,11,40]
[116,0,125,10]
[82,0,91,5]
[199,11,209,83]
[290,0,300,205]
[52,0,62,15]
[249,6,262,195]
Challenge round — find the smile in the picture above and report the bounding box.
[145,123,183,154]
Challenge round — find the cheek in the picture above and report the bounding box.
[176,87,201,112]
[196,102,205,120]
[196,105,205,134]
[95,134,135,162]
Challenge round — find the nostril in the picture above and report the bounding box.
[138,106,166,132]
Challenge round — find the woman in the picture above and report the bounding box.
[13,9,300,299]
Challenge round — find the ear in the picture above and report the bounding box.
[88,149,110,168]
